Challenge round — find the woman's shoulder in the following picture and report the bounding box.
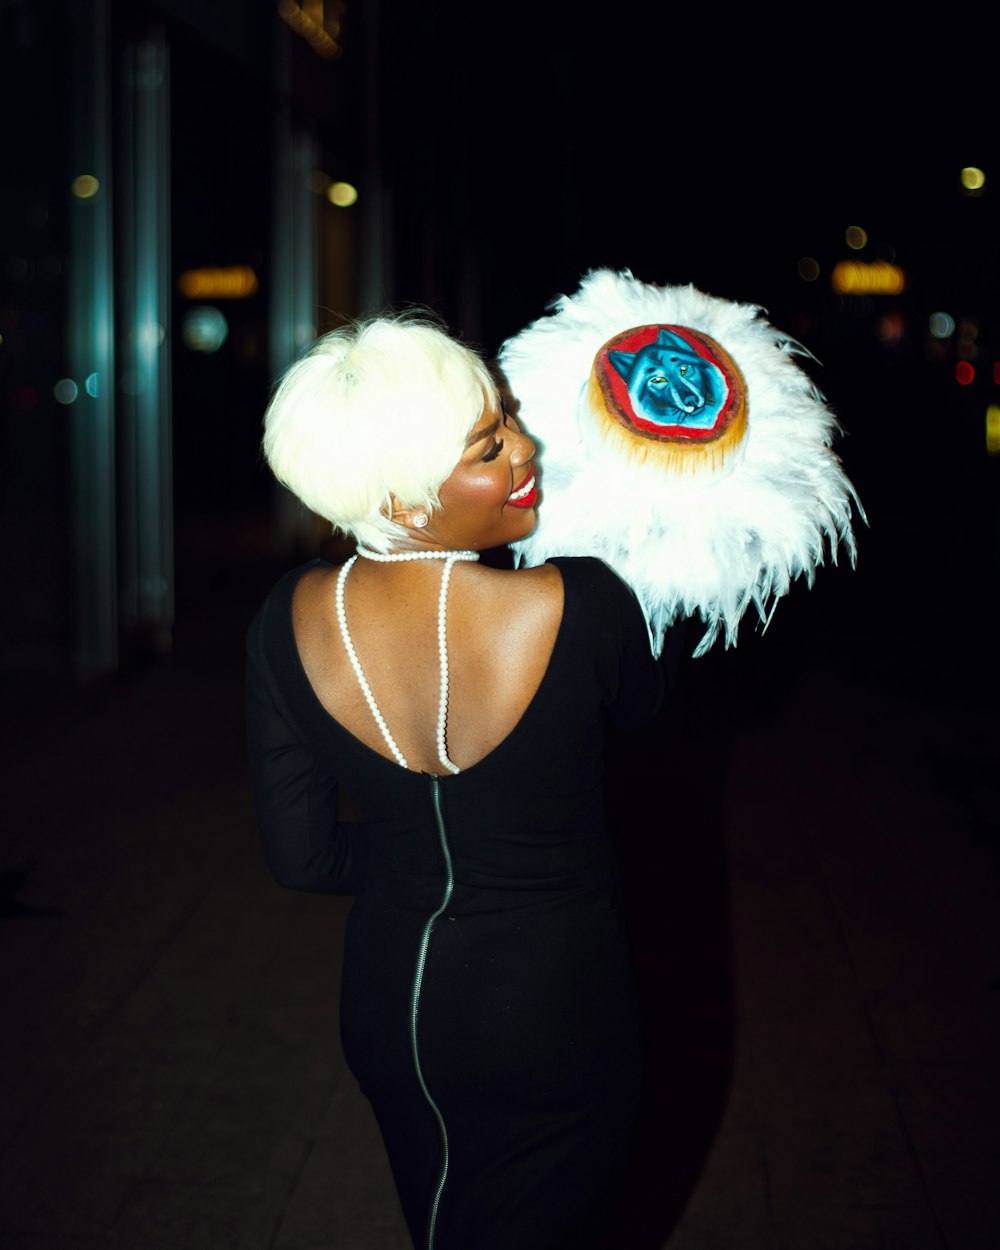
[248,559,334,660]
[543,555,638,613]
[468,560,564,636]
[545,556,652,655]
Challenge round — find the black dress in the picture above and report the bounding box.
[246,556,664,1250]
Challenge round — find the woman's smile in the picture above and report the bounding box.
[508,470,538,508]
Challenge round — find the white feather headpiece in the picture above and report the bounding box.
[500,269,863,657]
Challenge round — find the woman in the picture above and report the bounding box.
[246,316,664,1250]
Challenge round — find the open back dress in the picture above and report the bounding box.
[246,555,664,1250]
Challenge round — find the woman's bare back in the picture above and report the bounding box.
[292,560,564,773]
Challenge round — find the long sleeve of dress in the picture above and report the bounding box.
[246,597,368,895]
[552,556,667,730]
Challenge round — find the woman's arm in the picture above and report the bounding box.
[607,561,669,729]
[246,615,367,895]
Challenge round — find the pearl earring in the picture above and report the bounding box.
[412,513,429,529]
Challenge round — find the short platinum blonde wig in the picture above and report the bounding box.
[262,316,497,551]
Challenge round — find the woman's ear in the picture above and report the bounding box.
[389,494,431,531]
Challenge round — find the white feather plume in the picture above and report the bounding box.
[500,269,863,657]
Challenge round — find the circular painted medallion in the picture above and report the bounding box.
[585,324,748,478]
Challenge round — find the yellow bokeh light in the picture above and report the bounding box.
[327,180,358,207]
[960,166,986,191]
[831,260,906,296]
[177,266,259,299]
[986,405,1000,455]
[278,0,342,59]
[71,174,100,199]
[845,226,867,250]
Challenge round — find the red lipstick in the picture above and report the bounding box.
[508,471,538,509]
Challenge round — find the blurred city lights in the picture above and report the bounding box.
[85,372,100,397]
[177,266,259,299]
[960,166,986,191]
[278,0,343,59]
[831,260,905,295]
[994,362,1000,385]
[797,257,820,282]
[929,311,956,339]
[182,305,229,352]
[71,174,100,199]
[845,225,868,250]
[135,322,166,349]
[987,406,1000,455]
[957,319,979,361]
[959,318,979,339]
[955,361,975,386]
[54,378,79,405]
[326,180,358,207]
[877,313,905,345]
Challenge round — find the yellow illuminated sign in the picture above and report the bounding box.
[177,267,259,299]
[831,260,906,296]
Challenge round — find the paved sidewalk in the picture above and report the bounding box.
[1,539,997,1249]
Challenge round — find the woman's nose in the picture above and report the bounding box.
[511,428,536,464]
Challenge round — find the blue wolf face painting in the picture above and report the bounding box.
[608,328,728,431]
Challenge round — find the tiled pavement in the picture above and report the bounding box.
[1,536,998,1249]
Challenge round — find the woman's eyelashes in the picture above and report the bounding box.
[482,437,505,463]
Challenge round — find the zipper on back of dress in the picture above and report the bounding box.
[409,775,455,1250]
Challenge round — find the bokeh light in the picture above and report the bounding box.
[85,373,100,398]
[182,306,229,352]
[845,226,868,250]
[929,312,955,339]
[54,378,79,405]
[327,181,358,207]
[178,267,258,299]
[960,166,985,190]
[71,174,100,199]
[797,257,820,282]
[277,0,342,59]
[955,361,975,386]
[987,406,1000,455]
[831,260,905,295]
[135,322,166,350]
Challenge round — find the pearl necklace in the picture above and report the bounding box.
[336,546,480,774]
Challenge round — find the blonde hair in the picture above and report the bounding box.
[263,316,497,551]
